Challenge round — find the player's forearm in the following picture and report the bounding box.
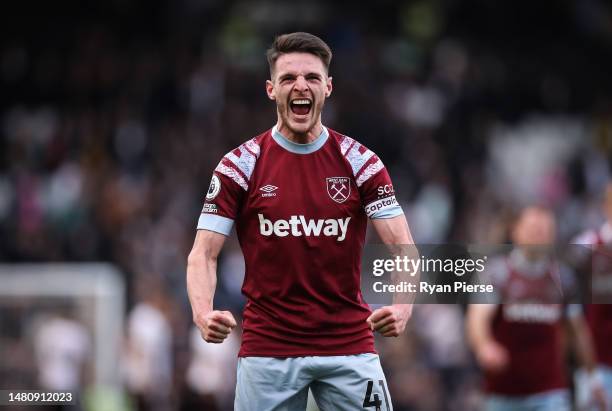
[392,244,419,306]
[186,250,218,321]
[570,317,597,372]
[466,306,496,351]
[374,214,414,246]
[372,215,418,306]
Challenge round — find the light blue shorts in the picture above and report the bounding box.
[234,353,393,411]
[575,365,612,410]
[485,389,570,411]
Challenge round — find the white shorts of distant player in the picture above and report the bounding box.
[575,366,612,411]
[484,389,571,411]
[234,353,393,411]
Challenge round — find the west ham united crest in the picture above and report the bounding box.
[326,177,351,203]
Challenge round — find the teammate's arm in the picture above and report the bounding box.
[366,214,415,337]
[187,229,237,343]
[466,304,509,372]
[568,312,597,371]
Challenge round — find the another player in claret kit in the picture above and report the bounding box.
[467,207,606,411]
[573,182,612,410]
[186,32,415,410]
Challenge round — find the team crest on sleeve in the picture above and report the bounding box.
[326,177,351,203]
[206,174,221,200]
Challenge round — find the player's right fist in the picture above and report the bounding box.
[195,310,237,344]
[476,340,509,373]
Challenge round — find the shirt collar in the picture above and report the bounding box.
[508,248,551,278]
[271,125,329,154]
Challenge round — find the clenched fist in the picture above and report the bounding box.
[366,304,412,337]
[195,310,237,343]
[476,340,509,373]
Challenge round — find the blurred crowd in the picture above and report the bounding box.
[2,0,612,410]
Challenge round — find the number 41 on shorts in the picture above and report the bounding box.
[362,380,390,411]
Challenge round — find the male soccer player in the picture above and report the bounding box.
[573,182,612,410]
[187,32,415,411]
[467,206,605,411]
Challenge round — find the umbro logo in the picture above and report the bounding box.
[260,184,277,193]
[260,184,278,198]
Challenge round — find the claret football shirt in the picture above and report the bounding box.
[484,250,578,395]
[574,223,612,368]
[198,125,403,357]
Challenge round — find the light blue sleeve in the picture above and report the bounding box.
[197,214,234,236]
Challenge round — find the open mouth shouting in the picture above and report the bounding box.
[289,98,313,117]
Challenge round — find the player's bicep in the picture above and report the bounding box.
[190,229,227,261]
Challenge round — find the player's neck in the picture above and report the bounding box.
[516,246,548,262]
[276,121,323,144]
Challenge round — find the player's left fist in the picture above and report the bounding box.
[366,304,413,337]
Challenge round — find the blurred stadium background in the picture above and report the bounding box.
[2,0,612,410]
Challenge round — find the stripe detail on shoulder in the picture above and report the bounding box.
[226,145,257,180]
[244,138,261,157]
[346,143,375,176]
[215,163,248,191]
[339,135,355,156]
[215,137,261,191]
[356,159,384,187]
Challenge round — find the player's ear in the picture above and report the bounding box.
[266,79,276,100]
[325,76,333,98]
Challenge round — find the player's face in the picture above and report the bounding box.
[512,208,556,246]
[266,52,332,138]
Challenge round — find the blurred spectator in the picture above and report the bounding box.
[123,280,173,411]
[32,307,91,411]
[413,305,475,411]
[180,325,240,411]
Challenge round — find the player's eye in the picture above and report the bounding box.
[306,75,321,82]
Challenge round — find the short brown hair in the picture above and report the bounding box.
[266,32,332,77]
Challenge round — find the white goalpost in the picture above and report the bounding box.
[0,263,126,388]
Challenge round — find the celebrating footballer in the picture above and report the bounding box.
[187,32,415,410]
